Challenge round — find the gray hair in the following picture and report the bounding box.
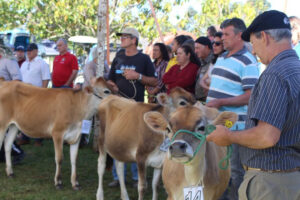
[57,38,68,45]
[254,29,292,42]
[91,47,98,60]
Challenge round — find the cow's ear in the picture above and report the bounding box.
[212,111,238,126]
[144,111,169,135]
[84,86,93,93]
[157,93,171,106]
[194,102,219,121]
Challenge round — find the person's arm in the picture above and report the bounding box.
[64,70,78,86]
[199,71,210,90]
[41,61,50,88]
[206,120,281,149]
[8,60,22,81]
[123,69,158,87]
[206,89,252,108]
[42,80,49,88]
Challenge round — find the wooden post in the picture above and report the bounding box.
[148,0,164,43]
[96,0,107,77]
[106,0,110,65]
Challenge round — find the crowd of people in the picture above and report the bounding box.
[0,9,300,199]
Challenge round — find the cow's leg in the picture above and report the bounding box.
[70,134,81,190]
[4,125,18,177]
[115,160,129,200]
[151,168,161,200]
[96,149,106,200]
[137,161,147,200]
[53,136,64,189]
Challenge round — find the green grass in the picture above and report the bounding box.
[0,139,167,200]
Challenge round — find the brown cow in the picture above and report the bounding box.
[0,77,111,189]
[96,87,196,200]
[144,102,237,200]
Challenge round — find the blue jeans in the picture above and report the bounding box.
[112,160,138,181]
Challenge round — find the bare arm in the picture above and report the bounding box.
[64,70,78,86]
[123,69,158,87]
[199,71,210,90]
[206,89,252,109]
[206,120,281,149]
[42,80,49,88]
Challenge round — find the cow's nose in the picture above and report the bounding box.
[170,141,187,154]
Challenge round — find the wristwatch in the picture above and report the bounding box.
[138,73,143,81]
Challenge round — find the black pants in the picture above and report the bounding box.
[0,142,24,162]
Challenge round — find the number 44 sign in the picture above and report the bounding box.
[184,186,204,200]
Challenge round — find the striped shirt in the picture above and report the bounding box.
[207,46,259,130]
[240,49,300,170]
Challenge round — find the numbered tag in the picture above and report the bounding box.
[183,186,204,200]
[81,120,92,134]
[160,138,171,152]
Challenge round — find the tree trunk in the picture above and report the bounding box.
[96,0,107,77]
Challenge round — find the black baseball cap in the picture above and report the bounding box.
[27,43,38,51]
[195,36,212,49]
[242,10,291,42]
[15,45,25,51]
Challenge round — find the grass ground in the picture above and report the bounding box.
[0,139,167,200]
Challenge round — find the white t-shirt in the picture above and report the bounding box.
[20,56,50,87]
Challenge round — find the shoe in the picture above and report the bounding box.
[13,152,25,165]
[16,139,30,146]
[108,180,119,187]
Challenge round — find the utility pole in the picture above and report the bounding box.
[96,0,107,77]
[148,0,164,43]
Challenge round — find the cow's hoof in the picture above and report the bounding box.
[73,184,81,191]
[55,184,63,190]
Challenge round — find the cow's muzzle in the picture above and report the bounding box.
[169,140,193,159]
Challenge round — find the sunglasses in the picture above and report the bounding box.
[212,41,222,46]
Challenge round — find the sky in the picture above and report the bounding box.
[169,0,300,24]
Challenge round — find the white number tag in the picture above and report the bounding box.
[81,120,92,134]
[160,138,171,152]
[183,186,204,200]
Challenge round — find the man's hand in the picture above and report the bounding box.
[107,80,119,93]
[123,69,139,80]
[206,99,223,109]
[206,125,232,146]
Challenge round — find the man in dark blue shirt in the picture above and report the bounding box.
[207,10,300,200]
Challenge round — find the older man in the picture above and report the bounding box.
[207,10,300,200]
[206,18,260,200]
[52,38,78,88]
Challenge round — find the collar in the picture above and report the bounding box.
[221,45,248,58]
[267,49,298,70]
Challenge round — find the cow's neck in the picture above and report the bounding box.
[184,143,206,186]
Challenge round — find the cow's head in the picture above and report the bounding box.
[156,87,196,112]
[85,77,112,100]
[144,102,237,164]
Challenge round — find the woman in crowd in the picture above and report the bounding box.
[147,43,170,103]
[163,44,200,94]
[200,31,225,90]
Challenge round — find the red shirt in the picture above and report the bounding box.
[52,52,78,87]
[18,58,26,68]
[163,62,199,94]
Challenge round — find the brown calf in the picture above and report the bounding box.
[0,77,111,189]
[144,102,237,200]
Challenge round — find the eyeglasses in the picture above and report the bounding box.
[212,41,222,46]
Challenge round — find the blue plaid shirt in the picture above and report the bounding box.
[240,49,300,170]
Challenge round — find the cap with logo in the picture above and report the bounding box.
[116,27,139,39]
[27,43,38,51]
[15,45,25,51]
[242,10,291,42]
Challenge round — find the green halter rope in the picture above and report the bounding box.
[170,123,232,170]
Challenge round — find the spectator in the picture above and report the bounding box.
[165,35,189,72]
[194,36,214,101]
[207,10,300,200]
[147,43,169,103]
[207,25,217,41]
[166,45,173,60]
[17,43,50,146]
[289,16,300,57]
[163,44,200,94]
[200,32,225,91]
[107,27,157,188]
[206,18,259,200]
[0,47,25,165]
[15,45,26,67]
[52,38,78,88]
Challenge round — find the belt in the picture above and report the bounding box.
[243,165,300,173]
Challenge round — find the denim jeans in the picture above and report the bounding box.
[112,159,138,181]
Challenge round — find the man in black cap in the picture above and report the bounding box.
[15,45,26,67]
[194,36,214,101]
[207,10,300,200]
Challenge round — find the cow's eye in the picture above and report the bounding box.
[196,126,205,132]
[104,89,111,94]
[178,100,187,106]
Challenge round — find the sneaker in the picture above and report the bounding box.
[13,152,25,165]
[108,180,119,187]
